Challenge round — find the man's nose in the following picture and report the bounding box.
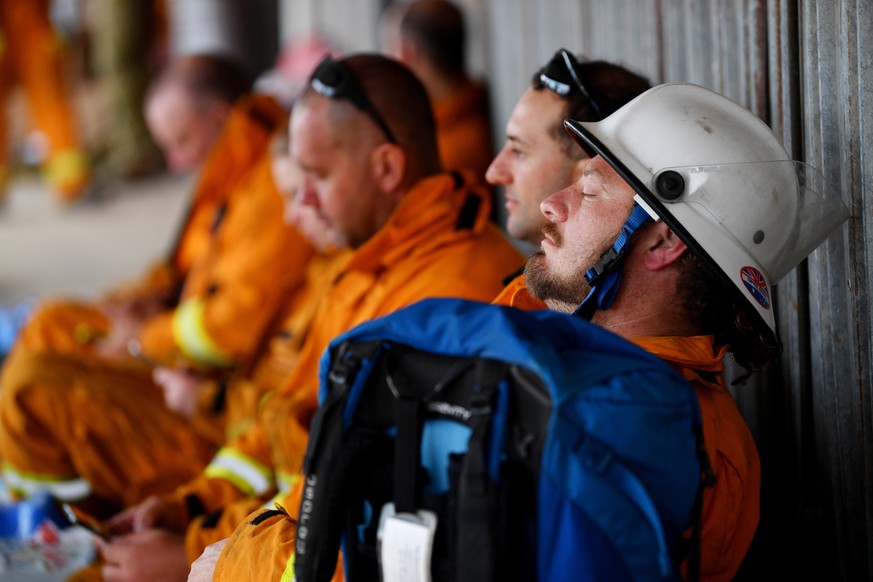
[540,187,571,222]
[485,150,510,186]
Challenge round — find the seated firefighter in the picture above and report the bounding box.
[93,53,524,581]
[487,48,763,579]
[0,55,314,514]
[487,48,651,294]
[507,82,848,581]
[381,0,494,182]
[10,54,310,367]
[203,83,848,581]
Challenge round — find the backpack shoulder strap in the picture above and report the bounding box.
[296,340,381,582]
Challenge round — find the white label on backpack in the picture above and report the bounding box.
[377,503,438,582]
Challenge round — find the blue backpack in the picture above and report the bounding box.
[294,298,706,582]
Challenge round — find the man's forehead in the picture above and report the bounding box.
[516,88,564,121]
[585,157,635,194]
[508,89,565,141]
[148,83,192,118]
[291,101,352,162]
[292,97,335,139]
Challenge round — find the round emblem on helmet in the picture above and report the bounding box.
[740,266,771,310]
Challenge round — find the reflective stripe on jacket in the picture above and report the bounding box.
[2,461,92,502]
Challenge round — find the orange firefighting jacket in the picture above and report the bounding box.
[491,272,547,310]
[189,250,353,447]
[137,147,313,368]
[171,93,288,276]
[12,94,292,361]
[169,173,523,569]
[497,276,759,580]
[631,335,760,582]
[433,79,494,183]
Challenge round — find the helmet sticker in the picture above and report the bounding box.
[740,266,771,310]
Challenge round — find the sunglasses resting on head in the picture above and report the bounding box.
[539,48,603,119]
[309,55,398,144]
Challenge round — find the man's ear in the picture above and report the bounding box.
[371,143,406,197]
[642,221,688,271]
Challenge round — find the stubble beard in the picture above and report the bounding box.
[525,223,591,313]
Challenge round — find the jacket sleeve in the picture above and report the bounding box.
[138,155,314,368]
[169,417,278,515]
[173,94,287,274]
[212,487,344,581]
[184,496,268,564]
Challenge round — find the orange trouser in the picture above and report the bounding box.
[0,348,216,517]
[13,299,111,357]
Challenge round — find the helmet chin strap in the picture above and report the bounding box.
[573,196,658,320]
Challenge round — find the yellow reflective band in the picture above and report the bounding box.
[44,150,90,190]
[276,471,302,493]
[280,552,296,582]
[74,322,105,345]
[226,418,254,443]
[204,448,273,496]
[2,461,92,501]
[260,474,301,510]
[172,298,234,367]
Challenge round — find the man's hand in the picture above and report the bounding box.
[106,495,188,535]
[94,302,146,360]
[188,538,228,581]
[97,529,189,582]
[153,366,208,419]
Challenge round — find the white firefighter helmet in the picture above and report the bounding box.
[564,82,850,335]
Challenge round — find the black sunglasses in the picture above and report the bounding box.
[539,49,603,119]
[309,55,397,144]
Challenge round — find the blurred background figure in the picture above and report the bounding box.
[0,0,92,205]
[88,0,167,181]
[381,0,493,183]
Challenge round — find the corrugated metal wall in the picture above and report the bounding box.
[279,0,872,579]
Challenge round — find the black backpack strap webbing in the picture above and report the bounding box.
[455,360,505,582]
[304,341,380,473]
[384,347,423,514]
[295,341,380,582]
[686,424,716,582]
[674,419,716,580]
[393,395,422,514]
